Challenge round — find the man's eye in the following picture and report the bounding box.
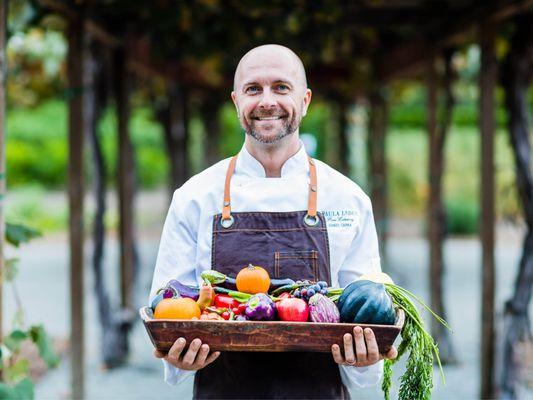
[245,86,260,94]
[276,84,289,92]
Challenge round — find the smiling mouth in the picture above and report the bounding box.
[253,116,285,121]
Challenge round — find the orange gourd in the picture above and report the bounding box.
[236,264,271,294]
[154,298,201,320]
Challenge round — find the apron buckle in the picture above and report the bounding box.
[220,215,235,228]
[303,213,320,227]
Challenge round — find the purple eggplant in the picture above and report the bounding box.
[165,279,199,300]
[245,293,276,321]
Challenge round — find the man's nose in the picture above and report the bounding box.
[257,88,277,109]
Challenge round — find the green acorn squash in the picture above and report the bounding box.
[338,280,396,325]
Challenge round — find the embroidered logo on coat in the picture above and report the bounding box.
[323,210,359,231]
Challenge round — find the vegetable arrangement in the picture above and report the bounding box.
[149,266,450,399]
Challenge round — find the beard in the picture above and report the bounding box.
[244,110,300,144]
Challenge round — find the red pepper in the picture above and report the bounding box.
[238,303,247,314]
[214,294,240,309]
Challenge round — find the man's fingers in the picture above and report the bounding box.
[331,344,344,364]
[364,328,380,363]
[384,346,398,360]
[204,351,221,366]
[182,339,202,366]
[194,344,210,366]
[168,337,187,359]
[343,333,356,364]
[353,326,367,363]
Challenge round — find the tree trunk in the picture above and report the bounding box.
[427,50,457,365]
[86,42,128,369]
[90,47,137,369]
[161,85,190,197]
[499,13,533,399]
[367,90,388,263]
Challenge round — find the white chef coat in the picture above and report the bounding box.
[149,140,383,390]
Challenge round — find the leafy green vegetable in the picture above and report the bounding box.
[201,270,227,285]
[213,286,252,303]
[381,283,450,400]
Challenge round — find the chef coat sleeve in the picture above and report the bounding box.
[148,188,199,386]
[337,194,384,388]
[337,194,381,286]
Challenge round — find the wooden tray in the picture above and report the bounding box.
[140,306,404,354]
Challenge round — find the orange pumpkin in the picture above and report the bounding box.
[154,298,201,320]
[236,264,271,294]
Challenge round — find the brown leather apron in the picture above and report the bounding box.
[193,154,347,399]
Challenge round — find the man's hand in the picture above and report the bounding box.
[154,337,221,371]
[331,326,397,367]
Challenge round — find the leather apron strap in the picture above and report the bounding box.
[221,153,319,226]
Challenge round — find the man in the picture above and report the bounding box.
[149,44,397,399]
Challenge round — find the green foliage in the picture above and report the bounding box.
[7,100,168,189]
[219,103,243,158]
[3,330,28,353]
[1,223,60,397]
[445,196,479,235]
[4,258,19,282]
[6,187,67,233]
[6,223,41,247]
[28,326,60,369]
[0,378,34,400]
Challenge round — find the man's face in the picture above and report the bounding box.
[232,50,312,145]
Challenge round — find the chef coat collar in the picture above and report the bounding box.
[236,140,309,178]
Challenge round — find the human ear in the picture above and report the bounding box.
[231,91,240,116]
[301,88,312,117]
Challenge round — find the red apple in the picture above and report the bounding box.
[276,298,309,322]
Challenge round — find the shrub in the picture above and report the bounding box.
[445,196,479,235]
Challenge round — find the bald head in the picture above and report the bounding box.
[233,44,308,91]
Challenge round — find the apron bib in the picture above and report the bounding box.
[194,154,346,399]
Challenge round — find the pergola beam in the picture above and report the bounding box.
[378,0,533,82]
[37,0,172,82]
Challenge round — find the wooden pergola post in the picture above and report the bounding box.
[67,13,86,400]
[479,21,497,400]
[0,0,7,367]
[368,90,388,261]
[115,48,136,313]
